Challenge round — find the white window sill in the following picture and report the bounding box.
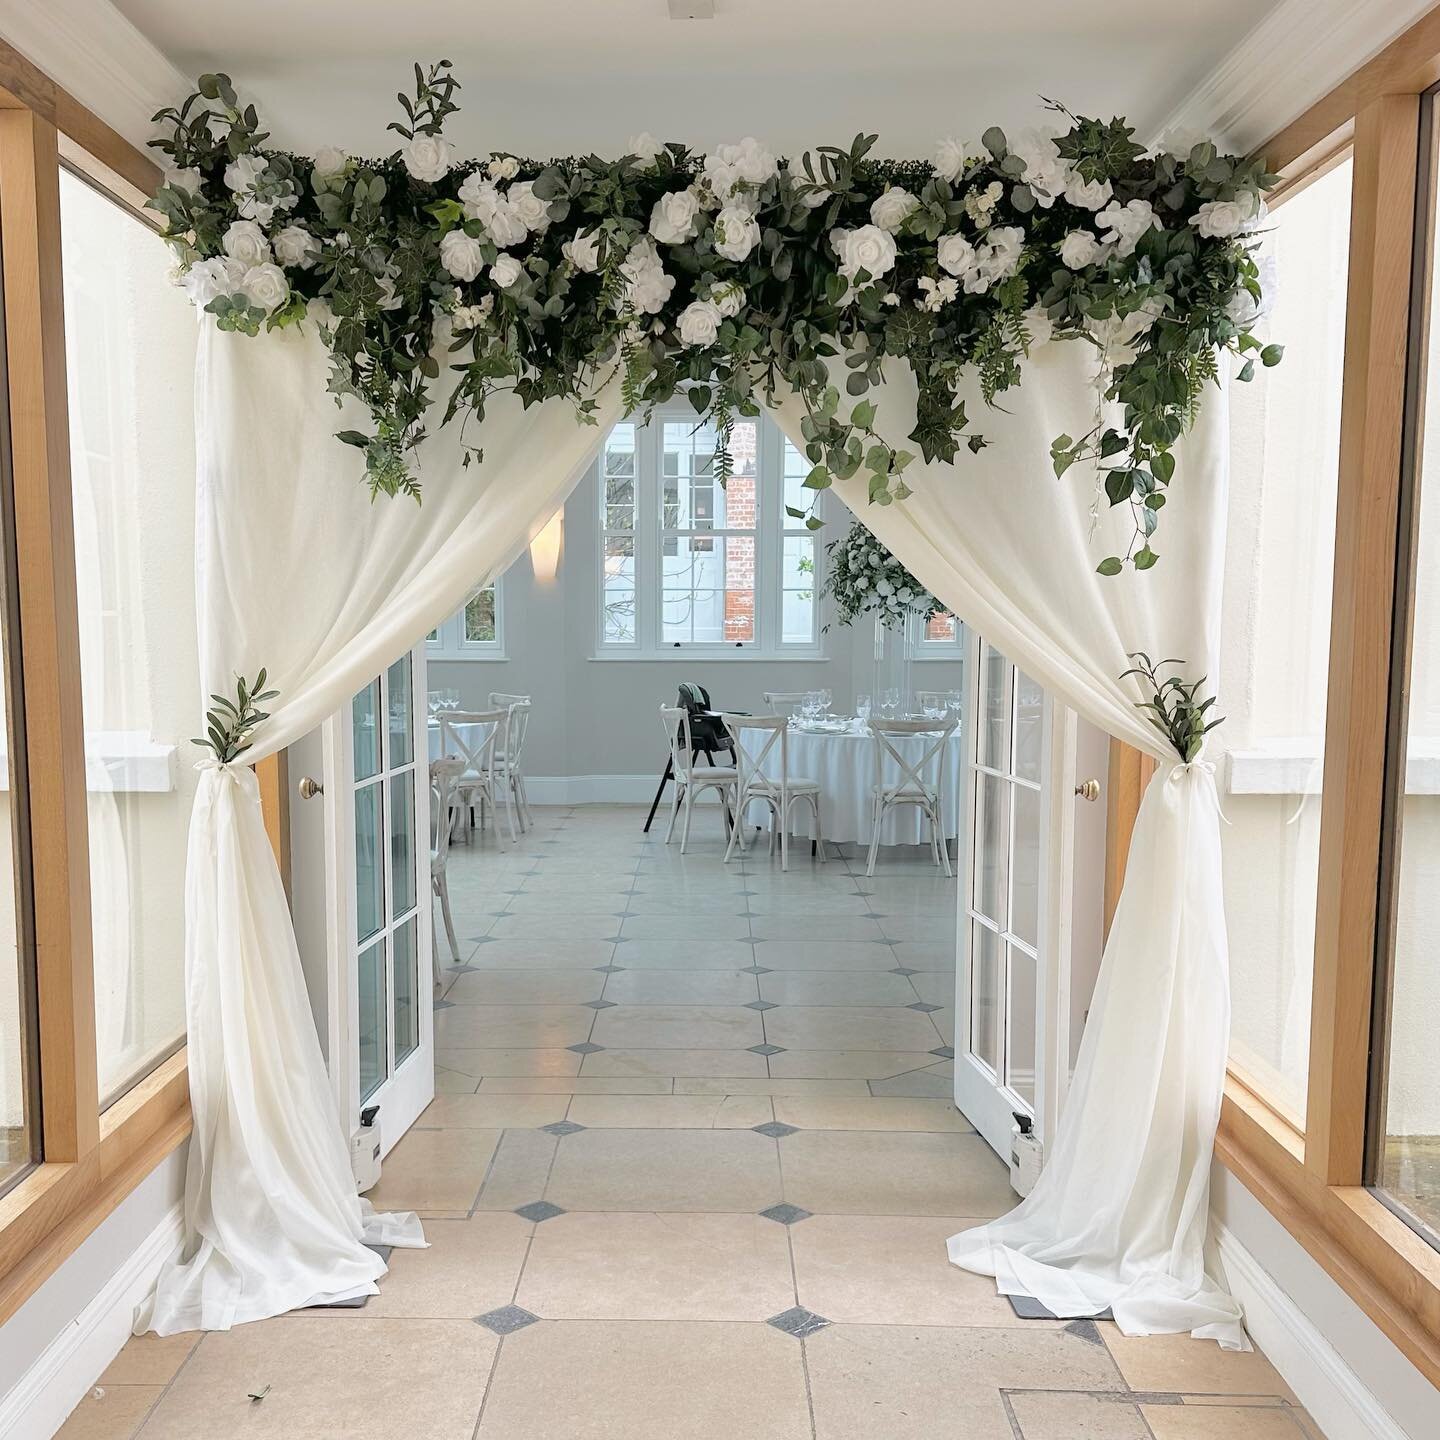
[426,650,509,663]
[1226,738,1440,796]
[590,650,828,663]
[0,730,176,793]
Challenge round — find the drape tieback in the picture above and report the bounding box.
[1164,756,1230,824]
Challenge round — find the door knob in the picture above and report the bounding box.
[298,776,324,800]
[1074,778,1101,802]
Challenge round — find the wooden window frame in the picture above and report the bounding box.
[0,38,286,1326]
[1105,8,1440,1388]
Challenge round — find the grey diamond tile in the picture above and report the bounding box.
[513,1200,567,1223]
[584,999,618,1010]
[891,967,918,976]
[745,1000,779,1012]
[908,1002,942,1013]
[540,1121,587,1137]
[748,1044,785,1056]
[1064,1318,1106,1345]
[930,1045,955,1059]
[767,1306,830,1339]
[470,935,498,944]
[594,965,624,974]
[758,1203,812,1226]
[567,1042,605,1055]
[741,965,772,976]
[474,1304,542,1334]
[433,998,455,1011]
[862,912,886,920]
[753,1121,798,1139]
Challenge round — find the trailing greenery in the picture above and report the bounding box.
[193,669,279,764]
[821,521,939,631]
[1121,652,1223,762]
[148,62,1278,571]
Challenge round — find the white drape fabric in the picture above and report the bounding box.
[138,327,618,1334]
[772,342,1246,1348]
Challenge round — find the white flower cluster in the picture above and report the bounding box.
[935,225,1024,295]
[824,521,938,631]
[223,152,299,226]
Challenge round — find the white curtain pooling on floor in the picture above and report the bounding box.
[771,343,1247,1349]
[138,326,618,1334]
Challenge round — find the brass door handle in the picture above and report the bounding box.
[298,776,324,800]
[1074,778,1101,802]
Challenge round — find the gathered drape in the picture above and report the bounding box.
[138,327,619,1334]
[772,342,1246,1348]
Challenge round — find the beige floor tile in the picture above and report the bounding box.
[1008,1391,1149,1439]
[603,939,758,970]
[763,1005,945,1052]
[758,971,920,1006]
[909,970,955,1005]
[434,1065,481,1094]
[446,969,607,1004]
[545,1127,782,1211]
[140,1318,493,1440]
[623,892,755,914]
[366,1127,501,1213]
[487,914,626,941]
[590,1003,765,1049]
[1141,1404,1309,1438]
[580,1046,769,1078]
[675,1076,871,1097]
[56,1385,162,1439]
[806,1324,1123,1440]
[868,1065,956,1098]
[305,1214,531,1319]
[501,889,633,912]
[750,916,886,942]
[98,1330,199,1385]
[745,893,877,915]
[417,1093,571,1129]
[476,1320,810,1440]
[619,914,752,940]
[602,968,760,1005]
[466,940,617,969]
[1101,1328,1297,1401]
[775,1095,970,1132]
[889,942,957,971]
[517,1212,794,1320]
[479,1075,673,1094]
[879,915,955,941]
[781,1130,1015,1216]
[436,1046,581,1078]
[566,1093,772,1129]
[767,1049,941,1079]
[472,1128,558,1211]
[791,1214,1038,1327]
[435,1003,596,1049]
[750,940,898,971]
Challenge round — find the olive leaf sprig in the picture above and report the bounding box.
[1122,651,1223,762]
[193,669,279,765]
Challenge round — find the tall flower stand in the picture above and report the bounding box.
[871,615,913,714]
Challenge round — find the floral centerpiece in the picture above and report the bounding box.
[821,521,939,631]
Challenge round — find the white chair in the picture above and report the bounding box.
[721,713,827,871]
[865,716,958,877]
[430,757,465,981]
[762,691,813,719]
[660,705,738,854]
[488,692,532,834]
[439,708,513,843]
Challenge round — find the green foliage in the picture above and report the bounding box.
[192,670,279,764]
[820,520,939,631]
[1121,652,1224,762]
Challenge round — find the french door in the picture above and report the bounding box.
[954,634,1106,1170]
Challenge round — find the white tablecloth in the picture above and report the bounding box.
[428,718,493,763]
[752,726,962,846]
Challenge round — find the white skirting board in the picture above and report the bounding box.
[0,1204,183,1440]
[1212,1220,1412,1440]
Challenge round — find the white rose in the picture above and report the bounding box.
[563,231,601,272]
[1190,193,1257,239]
[1064,171,1113,209]
[621,240,676,314]
[487,198,529,248]
[708,279,745,318]
[855,575,869,589]
[239,262,289,313]
[650,188,703,245]
[507,180,552,234]
[235,194,276,226]
[628,133,666,167]
[1012,132,1067,206]
[490,254,524,289]
[936,233,979,280]
[713,206,761,262]
[1059,229,1106,269]
[915,275,958,312]
[222,219,271,266]
[164,166,202,195]
[401,134,454,184]
[272,224,321,269]
[182,255,247,306]
[876,578,894,596]
[440,228,487,282]
[305,295,335,331]
[980,225,1025,284]
[870,186,919,234]
[678,299,723,347]
[458,171,498,221]
[789,151,830,207]
[488,155,520,181]
[727,136,778,186]
[1096,199,1159,258]
[934,137,968,183]
[223,152,267,194]
[834,223,897,282]
[311,145,349,179]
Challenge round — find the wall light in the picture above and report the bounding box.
[529,509,564,582]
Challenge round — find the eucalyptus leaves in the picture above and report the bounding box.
[149,61,1276,571]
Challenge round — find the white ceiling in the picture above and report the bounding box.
[109,0,1283,159]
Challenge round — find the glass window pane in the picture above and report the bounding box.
[970,921,1002,1073]
[603,534,636,644]
[973,773,1009,925]
[355,781,384,943]
[1011,782,1041,950]
[925,612,958,644]
[1007,944,1037,1107]
[393,916,419,1067]
[358,938,387,1102]
[1013,670,1044,783]
[464,587,496,643]
[353,680,380,781]
[979,645,1009,770]
[389,772,416,918]
[1219,154,1351,1128]
[387,653,413,766]
[60,169,199,1105]
[662,535,754,645]
[782,437,812,514]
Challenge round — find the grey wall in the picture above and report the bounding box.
[428,465,965,782]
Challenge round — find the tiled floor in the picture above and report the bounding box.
[68,805,1319,1439]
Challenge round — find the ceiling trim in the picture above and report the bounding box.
[1157,0,1438,155]
[0,0,189,157]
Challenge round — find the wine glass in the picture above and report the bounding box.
[817,688,833,720]
[856,693,872,727]
[882,687,900,717]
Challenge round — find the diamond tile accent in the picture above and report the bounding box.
[741,965,772,975]
[540,1121,587,1137]
[474,1305,542,1335]
[748,1044,785,1056]
[513,1200,567,1223]
[584,999,618,1010]
[930,1045,955,1059]
[908,1002,942,1013]
[744,1000,778,1012]
[891,967,918,976]
[593,964,624,974]
[753,1121,798,1139]
[758,1203,812,1226]
[862,912,886,920]
[567,1042,605,1055]
[767,1306,831,1339]
[433,998,455,1011]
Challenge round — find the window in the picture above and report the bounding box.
[1218,152,1352,1129]
[427,580,503,658]
[914,610,965,655]
[597,406,820,656]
